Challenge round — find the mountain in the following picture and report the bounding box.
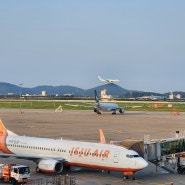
[0,82,184,98]
[83,83,130,97]
[0,82,83,96]
[0,82,130,97]
[0,82,20,95]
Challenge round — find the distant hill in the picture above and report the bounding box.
[0,82,131,97]
[84,83,130,97]
[0,82,83,96]
[0,82,20,95]
[0,82,184,98]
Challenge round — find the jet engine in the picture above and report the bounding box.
[94,108,101,114]
[119,108,124,114]
[37,159,63,173]
[94,108,97,112]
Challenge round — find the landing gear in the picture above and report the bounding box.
[36,166,40,173]
[123,176,129,180]
[123,176,136,180]
[122,174,136,181]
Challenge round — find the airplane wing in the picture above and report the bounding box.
[65,102,94,108]
[124,105,143,108]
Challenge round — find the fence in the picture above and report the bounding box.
[27,175,76,185]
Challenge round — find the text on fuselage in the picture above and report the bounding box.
[70,147,110,158]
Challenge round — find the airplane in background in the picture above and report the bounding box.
[98,75,120,83]
[0,120,148,178]
[94,90,124,114]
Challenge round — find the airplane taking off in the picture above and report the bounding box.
[94,90,124,114]
[98,75,120,83]
[0,120,148,178]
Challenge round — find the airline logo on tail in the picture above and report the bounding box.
[0,120,6,136]
[0,120,13,154]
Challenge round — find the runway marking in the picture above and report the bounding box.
[110,129,123,134]
[28,125,36,128]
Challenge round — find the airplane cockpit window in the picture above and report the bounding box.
[126,154,139,158]
[133,154,139,157]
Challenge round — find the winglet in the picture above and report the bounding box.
[99,129,106,143]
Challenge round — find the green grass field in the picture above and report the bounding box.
[0,100,185,112]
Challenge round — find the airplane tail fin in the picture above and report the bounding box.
[0,119,17,136]
[94,90,99,103]
[0,120,15,154]
[98,75,104,82]
[0,119,8,136]
[99,129,106,144]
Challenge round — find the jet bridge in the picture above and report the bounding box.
[114,131,185,174]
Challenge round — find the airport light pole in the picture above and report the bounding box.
[19,83,23,114]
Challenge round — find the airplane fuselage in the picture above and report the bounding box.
[97,103,119,112]
[0,120,147,175]
[2,135,147,174]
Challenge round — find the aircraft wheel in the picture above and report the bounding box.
[123,176,129,180]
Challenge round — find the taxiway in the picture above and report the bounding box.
[1,109,185,185]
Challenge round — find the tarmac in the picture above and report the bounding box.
[1,108,185,185]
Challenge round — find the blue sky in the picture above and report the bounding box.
[0,1,185,93]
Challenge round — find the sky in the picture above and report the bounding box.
[0,0,185,93]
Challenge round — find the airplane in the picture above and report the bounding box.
[0,120,148,179]
[98,75,120,83]
[94,90,124,114]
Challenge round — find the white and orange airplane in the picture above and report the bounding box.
[0,120,148,178]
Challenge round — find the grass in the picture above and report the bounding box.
[0,100,185,112]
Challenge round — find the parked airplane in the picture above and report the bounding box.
[94,90,124,114]
[98,75,120,83]
[0,120,148,178]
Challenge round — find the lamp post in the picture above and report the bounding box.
[19,83,23,114]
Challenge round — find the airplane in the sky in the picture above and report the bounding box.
[94,90,124,114]
[0,120,148,178]
[98,75,120,83]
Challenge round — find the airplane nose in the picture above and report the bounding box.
[140,158,148,169]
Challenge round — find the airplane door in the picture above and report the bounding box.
[113,151,120,163]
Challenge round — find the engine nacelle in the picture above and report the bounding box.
[38,159,63,173]
[119,108,124,114]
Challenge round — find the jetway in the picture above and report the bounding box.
[144,131,185,162]
[114,130,185,174]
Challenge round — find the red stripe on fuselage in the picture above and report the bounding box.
[65,162,140,174]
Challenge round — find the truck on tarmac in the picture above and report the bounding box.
[0,164,30,184]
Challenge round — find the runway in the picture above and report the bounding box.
[1,109,185,185]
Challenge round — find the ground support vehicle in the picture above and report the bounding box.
[0,164,30,184]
